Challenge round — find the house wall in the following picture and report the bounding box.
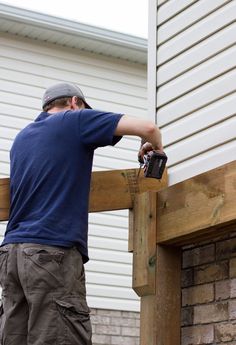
[181,231,236,345]
[0,32,147,312]
[91,308,140,345]
[153,0,236,185]
[152,2,236,343]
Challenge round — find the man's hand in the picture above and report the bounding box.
[138,142,164,164]
[138,142,153,163]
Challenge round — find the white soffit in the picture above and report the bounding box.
[0,3,147,64]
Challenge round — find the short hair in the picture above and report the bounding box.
[43,97,84,112]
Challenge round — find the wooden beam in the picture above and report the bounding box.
[89,168,167,212]
[132,192,157,297]
[157,161,236,245]
[0,169,167,221]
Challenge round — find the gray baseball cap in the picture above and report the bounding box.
[42,82,91,109]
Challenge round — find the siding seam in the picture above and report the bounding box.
[158,89,236,127]
[157,0,232,45]
[167,138,236,169]
[157,41,236,87]
[157,20,235,67]
[163,113,236,148]
[157,66,236,109]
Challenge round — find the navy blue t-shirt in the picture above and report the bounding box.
[2,109,123,263]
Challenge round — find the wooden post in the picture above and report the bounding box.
[128,209,134,252]
[155,245,181,345]
[132,192,158,345]
[132,192,181,345]
[140,246,181,345]
[132,192,157,296]
[128,169,167,254]
[140,295,157,345]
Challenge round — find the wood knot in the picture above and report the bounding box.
[149,256,156,267]
[163,201,169,208]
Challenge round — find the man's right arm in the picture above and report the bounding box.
[114,115,163,159]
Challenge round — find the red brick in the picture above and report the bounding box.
[182,268,194,288]
[181,307,193,326]
[181,325,214,345]
[215,280,230,301]
[230,258,236,278]
[194,261,228,284]
[194,302,228,324]
[182,284,214,306]
[231,279,236,298]
[182,244,215,268]
[215,322,236,342]
[230,300,236,320]
[216,238,236,260]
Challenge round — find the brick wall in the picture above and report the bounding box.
[91,308,140,345]
[181,233,236,345]
[90,233,236,345]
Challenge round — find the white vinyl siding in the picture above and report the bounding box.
[155,0,236,185]
[0,33,146,311]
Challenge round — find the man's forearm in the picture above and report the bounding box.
[115,115,163,151]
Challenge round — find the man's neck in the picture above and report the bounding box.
[47,106,71,114]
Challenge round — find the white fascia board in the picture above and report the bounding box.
[0,2,147,64]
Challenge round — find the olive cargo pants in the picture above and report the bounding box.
[0,243,92,345]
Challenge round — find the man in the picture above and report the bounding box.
[0,82,163,345]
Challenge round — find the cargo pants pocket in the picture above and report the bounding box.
[23,247,65,291]
[55,298,92,345]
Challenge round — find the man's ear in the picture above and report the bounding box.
[70,96,78,109]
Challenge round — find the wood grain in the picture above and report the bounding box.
[140,295,157,345]
[139,245,181,345]
[157,161,236,245]
[89,168,167,212]
[128,208,134,252]
[155,245,181,345]
[132,192,157,297]
[0,169,167,221]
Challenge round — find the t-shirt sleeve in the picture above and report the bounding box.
[79,109,123,148]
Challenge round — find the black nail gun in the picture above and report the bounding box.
[139,151,167,179]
